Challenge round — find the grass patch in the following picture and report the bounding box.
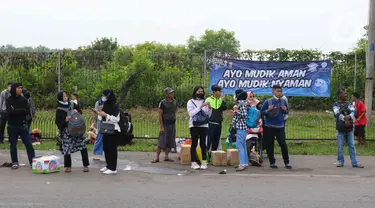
[1,139,375,156]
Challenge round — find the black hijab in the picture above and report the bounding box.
[102,89,119,116]
[10,82,22,97]
[56,91,69,108]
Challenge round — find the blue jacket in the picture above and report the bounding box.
[260,98,288,128]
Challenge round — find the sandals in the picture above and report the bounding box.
[151,159,160,163]
[65,168,72,173]
[164,158,174,162]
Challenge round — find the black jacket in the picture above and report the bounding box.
[6,87,29,126]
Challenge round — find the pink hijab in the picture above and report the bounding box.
[247,91,260,107]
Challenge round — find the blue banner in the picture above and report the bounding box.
[209,58,331,97]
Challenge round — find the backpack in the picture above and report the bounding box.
[335,102,354,132]
[266,98,286,118]
[118,109,133,135]
[246,106,261,128]
[58,102,86,138]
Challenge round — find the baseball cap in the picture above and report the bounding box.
[164,87,175,94]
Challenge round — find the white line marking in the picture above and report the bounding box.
[201,173,362,178]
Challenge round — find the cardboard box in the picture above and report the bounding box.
[32,155,61,174]
[227,149,240,166]
[211,151,227,166]
[180,144,191,165]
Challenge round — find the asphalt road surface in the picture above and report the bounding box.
[0,150,374,208]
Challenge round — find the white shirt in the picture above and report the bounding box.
[187,99,210,128]
[98,113,121,132]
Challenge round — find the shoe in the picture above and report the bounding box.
[270,164,278,169]
[100,167,108,172]
[200,161,208,170]
[336,163,344,167]
[103,169,117,175]
[92,155,100,161]
[83,166,89,172]
[353,164,364,168]
[236,165,246,172]
[285,163,292,169]
[191,162,200,170]
[11,163,19,170]
[65,168,71,173]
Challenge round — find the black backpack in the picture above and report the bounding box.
[117,109,134,145]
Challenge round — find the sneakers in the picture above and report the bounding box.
[270,163,278,169]
[100,167,108,172]
[285,163,292,169]
[191,162,200,170]
[200,161,208,170]
[103,169,117,175]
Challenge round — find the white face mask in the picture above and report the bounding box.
[7,87,11,91]
[101,96,108,102]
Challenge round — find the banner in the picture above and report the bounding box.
[209,58,331,97]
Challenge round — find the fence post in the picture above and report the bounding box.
[203,49,207,89]
[354,50,357,92]
[58,50,61,92]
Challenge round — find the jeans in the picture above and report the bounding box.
[337,131,358,166]
[190,127,207,162]
[0,115,7,143]
[8,125,35,165]
[264,127,290,164]
[93,120,103,155]
[207,123,222,152]
[236,129,248,166]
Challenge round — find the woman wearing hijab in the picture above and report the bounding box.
[55,91,89,173]
[247,91,262,110]
[22,88,36,129]
[98,89,121,175]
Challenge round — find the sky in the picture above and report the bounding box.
[0,0,369,52]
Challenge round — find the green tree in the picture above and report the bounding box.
[187,29,240,58]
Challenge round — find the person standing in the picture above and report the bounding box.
[92,98,104,160]
[0,82,13,143]
[206,85,226,156]
[152,87,177,163]
[333,88,364,168]
[232,89,249,171]
[71,92,82,114]
[260,85,292,169]
[6,83,35,169]
[98,89,121,175]
[352,92,367,146]
[187,86,210,170]
[55,91,90,173]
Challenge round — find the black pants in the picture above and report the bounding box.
[190,127,207,162]
[207,123,222,152]
[0,115,7,143]
[103,133,119,171]
[64,149,90,168]
[264,127,289,164]
[27,120,32,130]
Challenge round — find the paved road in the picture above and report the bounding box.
[0,150,374,208]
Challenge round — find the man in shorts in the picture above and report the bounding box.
[152,87,177,163]
[352,92,367,146]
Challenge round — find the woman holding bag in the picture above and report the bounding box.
[187,86,210,170]
[98,89,121,175]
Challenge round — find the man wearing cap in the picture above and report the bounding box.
[152,87,177,163]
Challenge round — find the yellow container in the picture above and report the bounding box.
[196,147,202,163]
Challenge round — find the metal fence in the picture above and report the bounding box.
[0,50,373,140]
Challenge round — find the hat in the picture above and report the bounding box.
[164,87,174,95]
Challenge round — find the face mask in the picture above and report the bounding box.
[233,95,237,101]
[273,95,280,100]
[7,87,11,91]
[196,94,204,99]
[102,96,108,102]
[58,101,68,105]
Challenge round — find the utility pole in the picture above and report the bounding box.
[365,0,375,126]
[354,50,357,92]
